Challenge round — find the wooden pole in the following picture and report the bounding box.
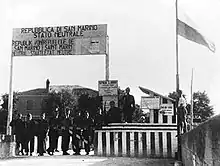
[6,52,14,135]
[190,68,194,129]
[105,36,109,81]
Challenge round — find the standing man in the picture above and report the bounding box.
[47,108,60,155]
[37,112,49,156]
[10,113,25,155]
[61,109,72,155]
[24,113,37,156]
[177,90,188,134]
[75,110,93,155]
[122,87,135,123]
[106,101,122,123]
[71,111,80,155]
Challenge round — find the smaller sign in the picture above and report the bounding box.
[159,104,174,115]
[98,80,118,96]
[141,97,160,109]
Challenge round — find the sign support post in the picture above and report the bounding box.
[106,36,109,81]
[7,52,14,135]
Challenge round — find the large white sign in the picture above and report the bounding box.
[98,80,118,96]
[159,104,174,115]
[12,24,107,56]
[141,97,160,109]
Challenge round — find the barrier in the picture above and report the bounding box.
[0,134,16,158]
[94,123,177,158]
[181,114,220,166]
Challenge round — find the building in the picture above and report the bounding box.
[17,79,98,118]
[139,86,176,124]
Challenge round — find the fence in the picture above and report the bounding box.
[94,123,177,158]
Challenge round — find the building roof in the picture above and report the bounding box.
[139,86,175,102]
[19,88,48,96]
[18,85,98,96]
[49,85,98,93]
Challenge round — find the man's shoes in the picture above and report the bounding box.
[73,152,80,155]
[38,153,44,156]
[63,152,70,155]
[86,152,89,155]
[47,149,53,155]
[19,151,24,155]
[55,149,59,152]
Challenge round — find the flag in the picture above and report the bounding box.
[177,18,215,53]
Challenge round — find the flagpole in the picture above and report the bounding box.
[176,0,179,92]
[190,68,194,129]
[175,0,182,161]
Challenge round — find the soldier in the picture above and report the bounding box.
[10,113,25,155]
[122,87,135,123]
[61,109,72,155]
[24,113,37,156]
[47,108,60,155]
[106,101,122,124]
[37,112,49,156]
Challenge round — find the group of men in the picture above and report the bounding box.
[10,108,94,156]
[10,87,136,156]
[10,112,48,156]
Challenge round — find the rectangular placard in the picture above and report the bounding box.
[98,80,118,96]
[12,24,107,56]
[141,97,160,109]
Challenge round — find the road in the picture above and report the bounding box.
[0,137,176,166]
[0,155,175,166]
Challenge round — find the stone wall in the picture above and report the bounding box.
[181,114,220,166]
[0,135,16,158]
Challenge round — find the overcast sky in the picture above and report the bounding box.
[1,0,220,114]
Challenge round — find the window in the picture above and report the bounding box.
[41,99,47,110]
[26,100,34,110]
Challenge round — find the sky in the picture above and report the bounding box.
[1,0,220,114]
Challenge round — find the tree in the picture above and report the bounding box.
[0,92,19,133]
[168,90,214,122]
[1,92,19,113]
[78,93,102,119]
[45,89,101,119]
[45,89,78,118]
[192,91,214,122]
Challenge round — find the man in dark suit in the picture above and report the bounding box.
[106,101,122,123]
[47,108,60,155]
[10,113,25,155]
[24,113,37,156]
[37,112,49,156]
[122,87,135,123]
[74,110,93,155]
[61,109,73,155]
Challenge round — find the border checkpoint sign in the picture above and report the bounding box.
[12,24,107,56]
